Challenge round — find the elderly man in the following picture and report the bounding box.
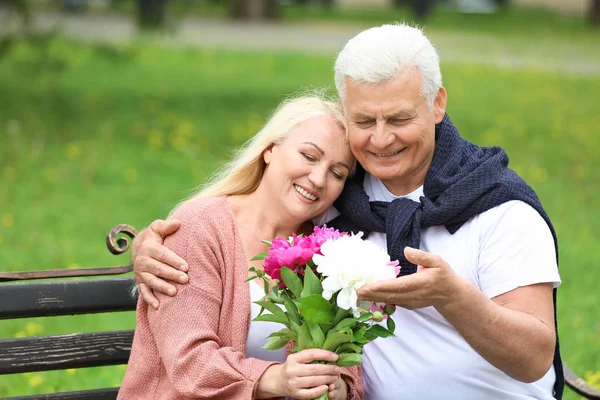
[131,24,563,399]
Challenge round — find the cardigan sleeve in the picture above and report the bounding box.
[341,366,364,399]
[146,201,280,399]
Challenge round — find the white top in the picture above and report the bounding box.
[246,282,287,363]
[318,172,561,399]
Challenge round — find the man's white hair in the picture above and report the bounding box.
[334,23,442,108]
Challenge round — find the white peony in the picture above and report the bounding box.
[313,233,398,317]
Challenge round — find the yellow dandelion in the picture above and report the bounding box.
[26,322,44,336]
[66,369,77,375]
[584,370,600,389]
[67,263,80,269]
[528,165,548,184]
[148,130,164,151]
[124,169,138,184]
[65,142,82,160]
[13,331,26,338]
[28,374,44,388]
[2,213,14,228]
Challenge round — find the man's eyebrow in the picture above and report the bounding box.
[386,110,415,119]
[350,113,373,120]
[301,142,325,155]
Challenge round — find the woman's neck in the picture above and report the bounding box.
[228,191,300,241]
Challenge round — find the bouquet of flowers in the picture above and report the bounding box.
[247,226,399,399]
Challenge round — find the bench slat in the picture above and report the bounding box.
[4,388,119,400]
[0,331,133,374]
[0,278,137,320]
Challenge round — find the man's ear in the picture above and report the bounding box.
[433,86,448,123]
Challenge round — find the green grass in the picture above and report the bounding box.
[0,35,599,398]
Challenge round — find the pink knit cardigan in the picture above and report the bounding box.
[118,196,364,400]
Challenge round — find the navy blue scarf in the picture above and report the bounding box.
[329,114,564,398]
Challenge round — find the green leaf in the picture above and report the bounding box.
[253,313,290,325]
[261,240,273,247]
[301,266,322,297]
[295,295,335,324]
[281,291,300,323]
[244,275,257,282]
[280,267,302,298]
[263,335,291,350]
[387,316,396,333]
[336,342,363,354]
[322,331,352,351]
[307,320,325,348]
[254,300,287,319]
[298,321,314,351]
[267,328,295,340]
[357,312,373,323]
[366,324,395,339]
[352,326,370,344]
[332,305,350,326]
[336,353,363,367]
[332,318,357,332]
[250,252,269,261]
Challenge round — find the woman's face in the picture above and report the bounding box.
[262,115,355,223]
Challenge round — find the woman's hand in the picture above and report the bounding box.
[256,349,341,399]
[132,219,189,308]
[328,376,348,400]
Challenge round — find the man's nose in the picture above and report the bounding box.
[370,122,395,149]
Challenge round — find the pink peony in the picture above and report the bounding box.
[261,226,348,288]
[263,236,315,287]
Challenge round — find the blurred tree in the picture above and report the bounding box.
[0,0,30,24]
[591,0,600,26]
[230,0,279,20]
[138,0,168,29]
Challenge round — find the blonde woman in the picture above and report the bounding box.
[118,96,362,400]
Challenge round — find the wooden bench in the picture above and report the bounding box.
[0,224,599,399]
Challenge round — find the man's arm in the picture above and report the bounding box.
[132,219,190,308]
[358,247,555,383]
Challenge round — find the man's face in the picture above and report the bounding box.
[344,68,447,196]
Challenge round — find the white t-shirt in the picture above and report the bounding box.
[319,172,561,400]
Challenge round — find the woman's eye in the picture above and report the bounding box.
[301,153,316,162]
[330,170,344,180]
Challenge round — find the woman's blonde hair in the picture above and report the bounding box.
[169,94,346,216]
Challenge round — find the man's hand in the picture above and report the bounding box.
[132,219,189,309]
[357,246,464,310]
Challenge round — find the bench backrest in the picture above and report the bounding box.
[0,277,137,400]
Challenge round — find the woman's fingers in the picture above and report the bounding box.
[292,349,339,364]
[292,385,329,399]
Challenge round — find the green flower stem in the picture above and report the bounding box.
[313,392,329,400]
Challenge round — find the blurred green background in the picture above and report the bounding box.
[0,0,599,398]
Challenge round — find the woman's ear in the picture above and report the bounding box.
[263,143,275,165]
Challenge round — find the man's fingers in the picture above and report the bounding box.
[138,283,159,309]
[149,219,181,240]
[140,272,178,296]
[404,246,443,268]
[141,241,188,272]
[139,256,188,283]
